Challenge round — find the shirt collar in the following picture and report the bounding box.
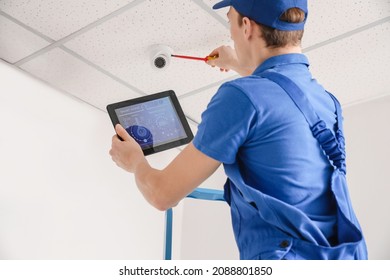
[253,53,309,75]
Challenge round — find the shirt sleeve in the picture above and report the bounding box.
[193,83,257,164]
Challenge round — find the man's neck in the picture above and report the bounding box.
[256,45,302,69]
[243,44,301,74]
[266,45,302,57]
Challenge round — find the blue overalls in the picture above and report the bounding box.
[223,71,368,260]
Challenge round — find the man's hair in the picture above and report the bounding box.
[237,8,305,48]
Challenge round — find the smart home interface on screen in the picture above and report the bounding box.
[114,97,188,149]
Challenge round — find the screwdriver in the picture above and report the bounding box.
[171,54,218,62]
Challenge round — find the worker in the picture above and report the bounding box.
[110,0,368,259]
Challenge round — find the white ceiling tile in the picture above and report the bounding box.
[203,0,229,24]
[20,48,140,110]
[304,0,390,48]
[306,22,390,106]
[0,0,135,40]
[180,85,220,124]
[64,0,234,97]
[3,0,389,123]
[0,15,50,63]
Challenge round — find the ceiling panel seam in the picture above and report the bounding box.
[0,10,148,97]
[11,56,200,127]
[192,0,229,29]
[5,4,389,68]
[59,47,201,126]
[179,74,239,100]
[0,11,200,125]
[60,46,146,97]
[0,11,147,97]
[0,8,204,126]
[3,1,388,124]
[12,65,113,114]
[0,10,54,44]
[24,45,200,126]
[186,115,200,126]
[303,16,390,53]
[12,0,147,67]
[342,93,390,109]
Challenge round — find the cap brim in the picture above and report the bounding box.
[212,0,231,9]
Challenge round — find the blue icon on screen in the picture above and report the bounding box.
[126,125,153,148]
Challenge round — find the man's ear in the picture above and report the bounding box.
[242,17,253,39]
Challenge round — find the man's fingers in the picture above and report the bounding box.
[112,134,120,142]
[115,124,131,141]
[208,48,219,58]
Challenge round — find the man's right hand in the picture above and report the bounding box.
[206,45,237,72]
[206,45,253,76]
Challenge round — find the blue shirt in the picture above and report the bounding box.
[193,54,337,241]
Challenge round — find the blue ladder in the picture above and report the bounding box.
[163,188,225,260]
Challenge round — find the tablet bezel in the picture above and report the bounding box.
[106,90,193,156]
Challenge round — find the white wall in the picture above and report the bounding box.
[0,60,173,259]
[0,60,237,260]
[343,97,390,260]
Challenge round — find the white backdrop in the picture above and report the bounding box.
[0,61,168,259]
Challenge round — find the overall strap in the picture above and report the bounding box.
[261,71,346,174]
[326,91,346,154]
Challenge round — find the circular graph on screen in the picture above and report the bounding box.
[126,125,153,146]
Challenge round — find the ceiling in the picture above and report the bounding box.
[1,0,389,133]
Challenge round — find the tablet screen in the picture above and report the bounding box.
[115,96,187,148]
[107,90,193,155]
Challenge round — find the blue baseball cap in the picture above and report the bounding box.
[213,0,308,31]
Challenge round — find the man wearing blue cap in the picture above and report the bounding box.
[110,0,368,259]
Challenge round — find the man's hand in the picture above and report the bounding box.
[109,124,146,173]
[206,45,254,76]
[206,45,237,72]
[109,125,221,211]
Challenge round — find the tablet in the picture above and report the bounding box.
[106,90,193,155]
